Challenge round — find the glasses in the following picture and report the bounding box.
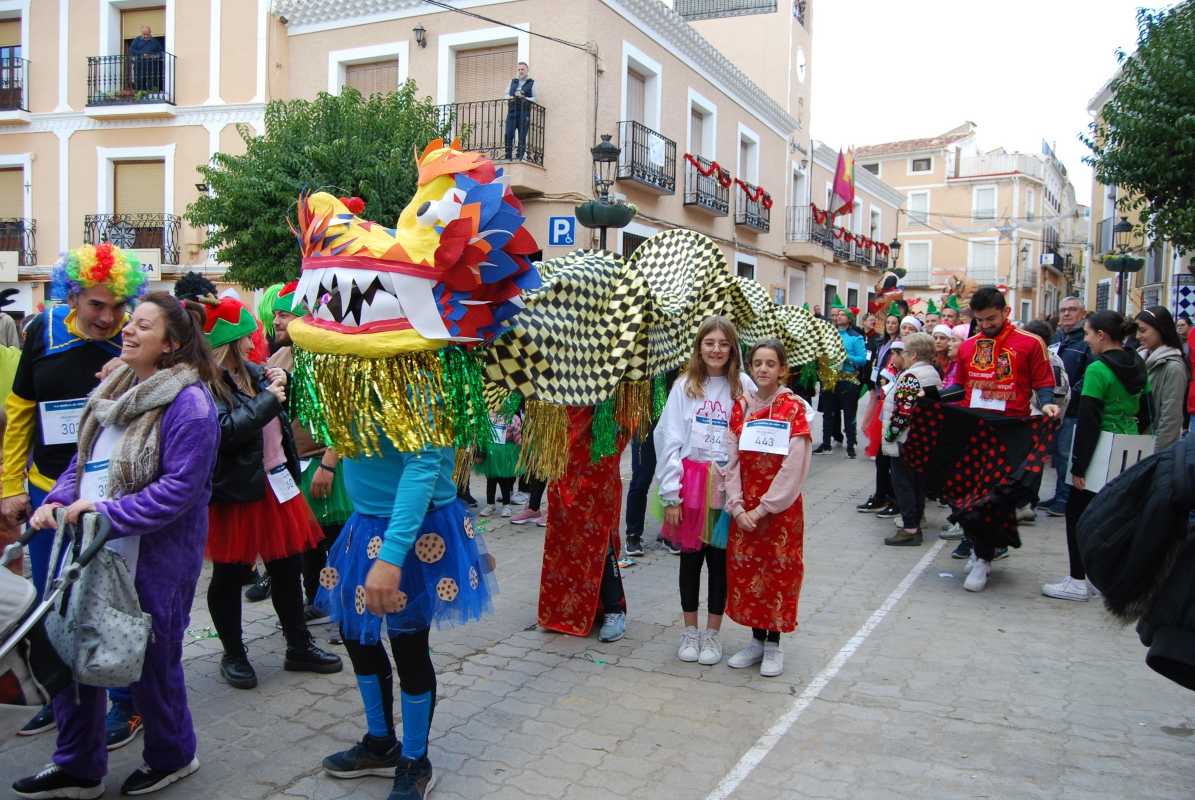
[701,341,732,350]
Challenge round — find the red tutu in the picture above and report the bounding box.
[206,487,324,565]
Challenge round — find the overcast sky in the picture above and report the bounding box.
[809,0,1154,206]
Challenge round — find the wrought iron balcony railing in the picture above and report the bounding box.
[435,98,546,166]
[87,53,176,106]
[849,241,873,266]
[786,205,811,242]
[734,180,770,233]
[874,248,888,271]
[674,0,778,21]
[0,218,36,266]
[684,155,728,215]
[832,233,849,261]
[617,120,676,194]
[0,57,29,112]
[1021,268,1038,289]
[84,213,180,265]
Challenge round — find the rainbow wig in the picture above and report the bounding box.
[51,243,148,302]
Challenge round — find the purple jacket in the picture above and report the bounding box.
[45,383,218,643]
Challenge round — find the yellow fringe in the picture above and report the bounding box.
[615,380,652,440]
[517,401,569,480]
[453,447,475,489]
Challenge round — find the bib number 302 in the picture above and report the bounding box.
[39,398,87,446]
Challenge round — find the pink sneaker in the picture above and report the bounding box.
[510,507,540,525]
[536,513,547,527]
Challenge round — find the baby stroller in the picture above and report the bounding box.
[0,517,112,743]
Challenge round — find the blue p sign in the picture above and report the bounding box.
[548,216,576,247]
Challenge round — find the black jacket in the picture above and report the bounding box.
[1051,324,1091,417]
[211,363,301,505]
[1078,433,1195,691]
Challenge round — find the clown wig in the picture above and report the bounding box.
[51,243,148,302]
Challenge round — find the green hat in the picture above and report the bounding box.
[945,295,961,312]
[831,294,846,310]
[258,283,283,338]
[885,301,903,318]
[272,280,307,317]
[802,303,810,311]
[926,299,939,314]
[202,297,259,349]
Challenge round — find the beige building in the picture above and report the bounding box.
[0,0,830,312]
[1086,76,1187,317]
[855,123,1085,322]
[783,140,901,314]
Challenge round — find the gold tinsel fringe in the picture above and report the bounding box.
[816,356,839,391]
[453,446,475,490]
[615,380,652,441]
[517,400,569,480]
[303,350,456,458]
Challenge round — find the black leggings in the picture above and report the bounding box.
[600,545,625,614]
[302,524,340,605]
[679,545,726,615]
[486,477,515,505]
[874,454,894,504]
[209,555,307,652]
[752,628,781,643]
[1064,489,1095,580]
[342,628,436,737]
[523,477,546,512]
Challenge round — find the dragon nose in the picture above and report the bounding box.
[417,201,431,217]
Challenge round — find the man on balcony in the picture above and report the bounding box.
[504,61,535,161]
[128,25,163,94]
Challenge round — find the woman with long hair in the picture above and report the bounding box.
[1135,306,1187,449]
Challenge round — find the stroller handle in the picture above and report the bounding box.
[0,510,113,570]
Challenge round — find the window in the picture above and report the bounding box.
[910,157,932,174]
[822,282,837,314]
[972,186,996,221]
[968,239,998,283]
[346,59,400,96]
[1146,242,1164,285]
[846,287,859,309]
[737,124,760,184]
[621,41,662,131]
[852,201,863,234]
[1096,279,1111,311]
[904,241,930,285]
[1020,300,1031,323]
[788,271,806,307]
[861,162,879,176]
[114,160,165,214]
[330,42,409,95]
[869,207,882,240]
[622,232,647,260]
[121,7,166,57]
[907,191,929,225]
[773,287,785,304]
[1026,189,1036,221]
[0,169,20,218]
[454,45,516,103]
[736,260,755,279]
[626,69,647,125]
[687,89,717,159]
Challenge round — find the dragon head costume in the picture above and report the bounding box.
[289,139,541,457]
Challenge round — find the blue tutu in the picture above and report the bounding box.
[316,499,496,644]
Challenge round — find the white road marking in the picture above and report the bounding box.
[706,539,947,799]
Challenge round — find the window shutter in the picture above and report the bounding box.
[345,60,399,96]
[454,45,518,104]
[114,161,165,215]
[689,108,705,156]
[626,70,646,124]
[0,169,22,218]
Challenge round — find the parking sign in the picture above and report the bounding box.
[548,216,576,247]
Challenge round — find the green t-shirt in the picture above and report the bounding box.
[1080,359,1143,434]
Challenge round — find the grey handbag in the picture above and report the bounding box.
[43,510,151,688]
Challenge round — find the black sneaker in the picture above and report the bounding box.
[855,497,883,512]
[17,704,54,736]
[13,764,103,799]
[284,638,344,674]
[220,652,258,689]
[120,756,200,796]
[323,737,402,778]
[812,444,833,455]
[625,536,645,557]
[244,572,271,602]
[951,539,972,559]
[662,539,681,556]
[845,445,856,459]
[388,755,435,800]
[874,504,900,519]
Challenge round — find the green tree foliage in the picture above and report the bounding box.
[1083,2,1195,252]
[185,84,449,287]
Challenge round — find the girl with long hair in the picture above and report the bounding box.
[1135,306,1187,449]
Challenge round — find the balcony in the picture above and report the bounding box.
[849,241,873,267]
[617,121,676,195]
[674,0,777,21]
[84,213,180,266]
[734,180,770,233]
[436,99,545,196]
[0,218,36,266]
[954,153,1043,180]
[903,268,931,287]
[832,233,849,261]
[85,53,176,118]
[874,248,888,271]
[684,155,728,215]
[0,57,29,123]
[1021,268,1038,289]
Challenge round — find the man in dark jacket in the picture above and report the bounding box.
[1043,296,1091,516]
[504,62,535,161]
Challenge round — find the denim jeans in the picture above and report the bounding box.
[624,429,656,538]
[1050,415,1077,506]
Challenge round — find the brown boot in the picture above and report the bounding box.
[884,528,923,546]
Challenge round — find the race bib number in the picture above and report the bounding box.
[741,419,790,455]
[39,398,86,446]
[267,464,301,503]
[689,415,728,461]
[80,458,110,501]
[970,388,1007,412]
[491,422,507,445]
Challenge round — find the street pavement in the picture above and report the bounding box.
[4,424,1194,799]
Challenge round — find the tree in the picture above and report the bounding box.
[1083,2,1195,253]
[186,84,449,287]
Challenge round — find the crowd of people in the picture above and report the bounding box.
[3,239,1188,800]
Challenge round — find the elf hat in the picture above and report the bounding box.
[831,294,846,310]
[926,299,939,314]
[945,295,962,312]
[885,301,903,318]
[202,297,258,349]
[272,280,307,317]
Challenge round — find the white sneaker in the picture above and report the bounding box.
[940,521,964,540]
[1041,575,1089,602]
[698,630,722,665]
[478,504,496,517]
[1017,505,1036,525]
[511,491,529,505]
[963,553,977,574]
[1087,580,1102,598]
[500,504,513,518]
[677,627,700,662]
[963,559,991,592]
[727,640,765,669]
[760,642,784,677]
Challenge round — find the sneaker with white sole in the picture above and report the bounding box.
[478,504,496,517]
[963,559,991,592]
[500,504,513,518]
[120,757,200,796]
[963,552,977,574]
[511,491,530,505]
[698,630,722,665]
[727,640,765,669]
[510,507,541,525]
[12,764,104,800]
[677,627,700,662]
[1041,575,1090,602]
[760,642,784,677]
[598,612,626,642]
[939,521,964,540]
[1017,505,1036,524]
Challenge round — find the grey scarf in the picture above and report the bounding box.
[75,363,199,498]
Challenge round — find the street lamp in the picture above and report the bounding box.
[888,236,901,266]
[1106,216,1143,314]
[590,134,620,200]
[412,24,427,48]
[575,133,635,252]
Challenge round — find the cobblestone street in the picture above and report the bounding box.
[4,436,1193,799]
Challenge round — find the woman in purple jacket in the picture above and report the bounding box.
[13,292,221,799]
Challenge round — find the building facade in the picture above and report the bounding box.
[855,123,1084,322]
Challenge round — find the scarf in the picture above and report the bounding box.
[75,363,199,499]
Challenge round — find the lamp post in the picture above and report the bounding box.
[1109,215,1138,314]
[888,236,901,267]
[575,134,635,252]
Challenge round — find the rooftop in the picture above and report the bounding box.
[856,122,976,159]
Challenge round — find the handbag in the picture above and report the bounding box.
[43,510,151,688]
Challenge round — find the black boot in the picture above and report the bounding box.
[244,569,271,602]
[220,643,258,690]
[284,635,344,674]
